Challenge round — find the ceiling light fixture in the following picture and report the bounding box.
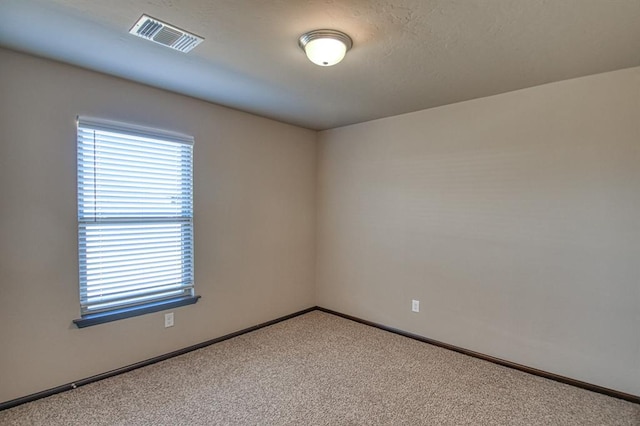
[298,29,353,67]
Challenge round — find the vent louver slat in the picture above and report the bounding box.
[129,15,203,53]
[174,35,196,51]
[139,20,162,38]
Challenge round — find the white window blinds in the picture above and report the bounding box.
[77,117,194,316]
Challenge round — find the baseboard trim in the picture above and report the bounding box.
[0,306,316,411]
[315,306,640,405]
[3,305,637,410]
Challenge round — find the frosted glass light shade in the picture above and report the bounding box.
[299,30,353,67]
[304,38,347,66]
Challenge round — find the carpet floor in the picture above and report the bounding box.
[1,311,638,425]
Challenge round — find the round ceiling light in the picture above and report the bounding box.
[298,29,353,67]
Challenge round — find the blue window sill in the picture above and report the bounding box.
[73,295,200,328]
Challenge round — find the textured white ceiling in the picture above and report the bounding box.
[1,0,639,130]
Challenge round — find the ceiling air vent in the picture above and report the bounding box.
[129,15,203,53]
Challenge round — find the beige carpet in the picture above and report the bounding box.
[1,311,638,425]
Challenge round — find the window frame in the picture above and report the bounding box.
[73,117,199,328]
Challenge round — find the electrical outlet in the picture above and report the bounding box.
[412,300,420,313]
[164,312,174,328]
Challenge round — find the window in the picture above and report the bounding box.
[74,117,198,328]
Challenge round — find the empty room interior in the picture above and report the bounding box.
[0,0,639,424]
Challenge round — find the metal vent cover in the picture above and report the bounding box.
[129,15,203,53]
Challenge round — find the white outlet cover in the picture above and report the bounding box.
[164,312,174,327]
[412,300,420,312]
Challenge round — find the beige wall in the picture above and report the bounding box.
[317,67,640,395]
[0,48,317,403]
[1,45,638,403]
